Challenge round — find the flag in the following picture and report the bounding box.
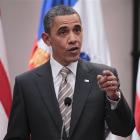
[0,10,12,140]
[132,59,140,140]
[74,0,111,65]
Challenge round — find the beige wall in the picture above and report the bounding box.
[0,1,133,139]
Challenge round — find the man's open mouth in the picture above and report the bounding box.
[67,46,79,52]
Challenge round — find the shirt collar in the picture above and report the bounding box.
[50,56,78,78]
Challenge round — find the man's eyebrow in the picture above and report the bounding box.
[57,26,68,32]
[74,24,82,28]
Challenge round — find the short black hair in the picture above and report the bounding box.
[43,5,81,34]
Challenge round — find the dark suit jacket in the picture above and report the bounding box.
[4,60,134,140]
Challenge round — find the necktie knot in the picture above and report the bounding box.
[60,67,71,79]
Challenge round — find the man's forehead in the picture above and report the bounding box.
[53,14,81,26]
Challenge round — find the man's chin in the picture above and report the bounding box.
[64,56,80,65]
[69,57,79,63]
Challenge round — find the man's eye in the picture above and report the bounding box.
[74,26,81,33]
[60,30,67,34]
[58,28,69,35]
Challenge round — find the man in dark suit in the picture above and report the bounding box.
[4,5,134,140]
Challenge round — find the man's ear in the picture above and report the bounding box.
[42,32,51,46]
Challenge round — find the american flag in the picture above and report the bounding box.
[0,10,12,140]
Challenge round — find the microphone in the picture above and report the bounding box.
[60,97,72,140]
[64,97,72,107]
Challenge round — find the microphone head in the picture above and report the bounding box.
[64,97,72,106]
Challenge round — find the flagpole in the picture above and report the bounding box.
[132,0,140,111]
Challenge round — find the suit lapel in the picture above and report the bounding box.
[69,60,97,137]
[34,61,62,132]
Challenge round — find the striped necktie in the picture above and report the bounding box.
[58,67,73,137]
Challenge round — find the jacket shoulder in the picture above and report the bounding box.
[80,60,116,72]
[16,62,49,81]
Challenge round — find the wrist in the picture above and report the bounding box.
[107,91,121,101]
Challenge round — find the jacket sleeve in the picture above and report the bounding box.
[105,90,135,137]
[4,77,30,140]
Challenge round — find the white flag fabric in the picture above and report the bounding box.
[132,59,140,140]
[0,11,12,140]
[73,0,111,65]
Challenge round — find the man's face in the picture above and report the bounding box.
[43,14,83,66]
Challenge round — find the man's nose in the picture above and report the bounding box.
[68,32,77,44]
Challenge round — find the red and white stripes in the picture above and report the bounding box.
[0,11,12,140]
